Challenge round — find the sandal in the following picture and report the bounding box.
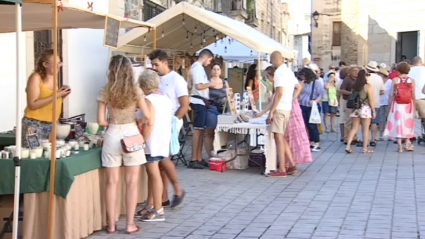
[398,148,404,153]
[362,148,374,153]
[105,225,117,234]
[405,143,414,151]
[126,225,140,235]
[370,141,377,147]
[141,208,165,222]
[345,148,353,154]
[135,206,153,218]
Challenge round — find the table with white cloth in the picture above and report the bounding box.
[213,117,277,174]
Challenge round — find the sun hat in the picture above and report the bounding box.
[378,68,389,77]
[365,61,379,72]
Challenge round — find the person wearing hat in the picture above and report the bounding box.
[365,61,385,147]
[377,68,392,140]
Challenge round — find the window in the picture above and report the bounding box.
[332,21,342,46]
[143,0,166,21]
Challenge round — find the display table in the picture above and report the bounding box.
[0,133,15,150]
[0,148,147,239]
[213,118,277,174]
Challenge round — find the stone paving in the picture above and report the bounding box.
[90,123,425,239]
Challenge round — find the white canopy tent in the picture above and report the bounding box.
[0,1,155,239]
[116,2,294,59]
[0,0,156,32]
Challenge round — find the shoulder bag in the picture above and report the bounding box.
[110,107,145,153]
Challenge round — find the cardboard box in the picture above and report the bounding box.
[0,195,23,239]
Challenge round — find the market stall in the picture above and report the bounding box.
[116,1,294,175]
[0,1,156,239]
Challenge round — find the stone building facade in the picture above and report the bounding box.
[311,0,342,68]
[313,0,425,67]
[121,0,291,45]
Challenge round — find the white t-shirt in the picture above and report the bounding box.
[408,65,425,100]
[144,94,172,157]
[274,64,298,111]
[368,73,384,108]
[159,71,188,115]
[189,62,209,105]
[380,80,392,106]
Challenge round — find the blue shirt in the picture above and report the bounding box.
[299,80,324,107]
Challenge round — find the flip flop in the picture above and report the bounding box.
[126,225,140,235]
[362,148,374,153]
[345,148,353,154]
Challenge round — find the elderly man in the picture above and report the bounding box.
[409,56,425,135]
[339,66,360,144]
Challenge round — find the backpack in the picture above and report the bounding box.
[394,77,413,104]
[346,92,361,109]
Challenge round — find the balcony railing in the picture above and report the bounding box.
[245,0,258,26]
[143,0,166,21]
[230,0,247,19]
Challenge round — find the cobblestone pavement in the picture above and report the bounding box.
[90,123,425,239]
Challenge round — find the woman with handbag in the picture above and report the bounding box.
[345,69,376,154]
[97,55,151,234]
[297,67,324,152]
[323,72,339,133]
[204,63,228,159]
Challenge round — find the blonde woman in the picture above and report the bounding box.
[22,49,70,147]
[136,70,173,222]
[97,55,150,234]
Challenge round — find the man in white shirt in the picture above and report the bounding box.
[409,56,425,132]
[267,51,301,178]
[189,49,215,169]
[148,50,189,207]
[365,61,385,146]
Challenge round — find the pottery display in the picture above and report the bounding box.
[30,148,43,158]
[57,124,71,139]
[87,122,99,135]
[21,148,29,158]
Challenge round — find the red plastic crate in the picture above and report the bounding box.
[209,158,227,172]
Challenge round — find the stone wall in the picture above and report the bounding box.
[340,0,425,66]
[311,0,341,68]
[340,0,358,65]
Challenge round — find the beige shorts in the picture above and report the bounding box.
[271,110,290,134]
[102,123,146,168]
[415,100,425,118]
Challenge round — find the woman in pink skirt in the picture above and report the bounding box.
[256,66,312,173]
[384,62,416,152]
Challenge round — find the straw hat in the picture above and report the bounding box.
[365,61,379,72]
[378,68,389,77]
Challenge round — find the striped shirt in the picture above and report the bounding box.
[299,80,324,107]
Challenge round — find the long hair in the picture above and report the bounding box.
[244,64,257,91]
[34,49,55,81]
[352,69,368,92]
[105,55,138,109]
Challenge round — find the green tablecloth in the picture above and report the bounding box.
[0,133,16,149]
[0,148,102,198]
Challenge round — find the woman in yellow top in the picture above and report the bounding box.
[22,49,71,148]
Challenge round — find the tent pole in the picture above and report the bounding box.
[257,52,262,111]
[152,27,157,49]
[47,0,59,238]
[12,3,23,239]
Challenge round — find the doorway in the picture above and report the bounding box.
[396,31,418,63]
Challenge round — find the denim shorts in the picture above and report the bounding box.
[322,101,337,114]
[371,107,381,124]
[190,103,207,129]
[206,106,219,129]
[146,154,165,163]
